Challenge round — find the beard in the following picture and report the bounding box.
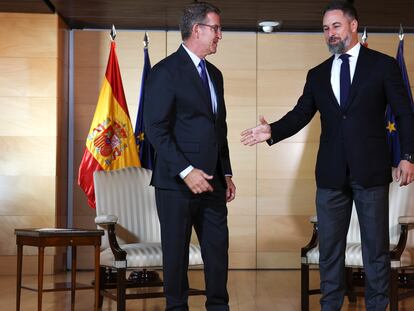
[327,35,350,54]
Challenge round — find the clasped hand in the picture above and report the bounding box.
[183,169,236,202]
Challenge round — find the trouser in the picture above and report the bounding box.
[316,179,390,311]
[155,175,229,311]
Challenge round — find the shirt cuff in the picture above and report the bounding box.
[179,165,194,179]
[266,137,275,146]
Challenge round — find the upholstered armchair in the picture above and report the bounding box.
[94,166,204,311]
[301,181,414,311]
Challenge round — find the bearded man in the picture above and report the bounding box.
[241,1,414,310]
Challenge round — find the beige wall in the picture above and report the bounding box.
[0,13,68,274]
[72,30,414,269]
[1,15,413,274]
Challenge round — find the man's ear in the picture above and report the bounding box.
[192,23,199,39]
[351,19,358,33]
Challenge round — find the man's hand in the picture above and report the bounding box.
[395,160,414,186]
[183,168,213,194]
[225,176,236,203]
[240,115,271,146]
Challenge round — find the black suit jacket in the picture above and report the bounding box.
[269,45,414,189]
[143,45,232,191]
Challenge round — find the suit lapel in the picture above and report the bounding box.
[177,46,215,117]
[345,45,373,110]
[206,61,221,117]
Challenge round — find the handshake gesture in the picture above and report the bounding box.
[240,116,272,146]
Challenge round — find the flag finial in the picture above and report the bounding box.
[143,32,149,48]
[362,27,368,45]
[110,25,117,41]
[399,24,404,41]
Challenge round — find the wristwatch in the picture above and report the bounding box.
[403,153,414,164]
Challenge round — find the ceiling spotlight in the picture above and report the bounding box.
[258,21,281,33]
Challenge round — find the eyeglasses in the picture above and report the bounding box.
[198,23,222,34]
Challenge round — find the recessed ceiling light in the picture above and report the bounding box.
[258,21,281,33]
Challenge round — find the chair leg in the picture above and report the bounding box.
[98,266,106,309]
[301,263,310,311]
[345,267,357,303]
[389,268,398,311]
[116,267,126,311]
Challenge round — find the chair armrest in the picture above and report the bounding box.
[309,215,317,224]
[399,216,414,226]
[390,219,412,261]
[301,217,318,257]
[95,215,126,262]
[95,215,118,225]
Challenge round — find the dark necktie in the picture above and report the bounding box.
[339,54,351,107]
[198,59,213,113]
[199,59,210,93]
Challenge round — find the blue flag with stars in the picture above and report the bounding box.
[385,38,414,167]
[134,44,154,169]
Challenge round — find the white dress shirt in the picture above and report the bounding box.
[330,43,361,105]
[179,43,218,179]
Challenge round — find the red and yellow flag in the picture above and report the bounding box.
[78,41,140,208]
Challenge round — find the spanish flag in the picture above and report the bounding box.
[78,40,140,209]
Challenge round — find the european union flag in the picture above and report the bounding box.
[385,38,414,167]
[134,40,154,170]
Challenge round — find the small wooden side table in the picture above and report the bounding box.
[15,228,104,311]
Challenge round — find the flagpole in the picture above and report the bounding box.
[143,31,149,48]
[399,24,404,41]
[361,27,368,47]
[110,24,117,41]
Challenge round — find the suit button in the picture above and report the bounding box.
[342,115,347,119]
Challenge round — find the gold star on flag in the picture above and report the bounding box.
[386,121,396,133]
[137,132,145,141]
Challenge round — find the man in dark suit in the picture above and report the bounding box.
[144,2,236,311]
[241,1,414,310]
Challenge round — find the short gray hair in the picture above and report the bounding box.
[179,2,221,41]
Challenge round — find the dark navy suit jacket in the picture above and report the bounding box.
[268,45,414,189]
[144,45,232,191]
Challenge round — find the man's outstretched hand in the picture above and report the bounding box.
[240,116,271,146]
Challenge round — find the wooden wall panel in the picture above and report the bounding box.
[0,215,56,255]
[71,31,414,270]
[0,97,56,136]
[0,58,57,97]
[0,13,57,58]
[258,33,329,71]
[0,13,66,275]
[0,176,55,216]
[0,137,56,175]
[256,33,326,268]
[209,32,257,268]
[257,178,316,216]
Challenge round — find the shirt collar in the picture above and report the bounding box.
[334,42,361,60]
[182,43,204,67]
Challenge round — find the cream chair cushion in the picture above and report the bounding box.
[94,166,203,268]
